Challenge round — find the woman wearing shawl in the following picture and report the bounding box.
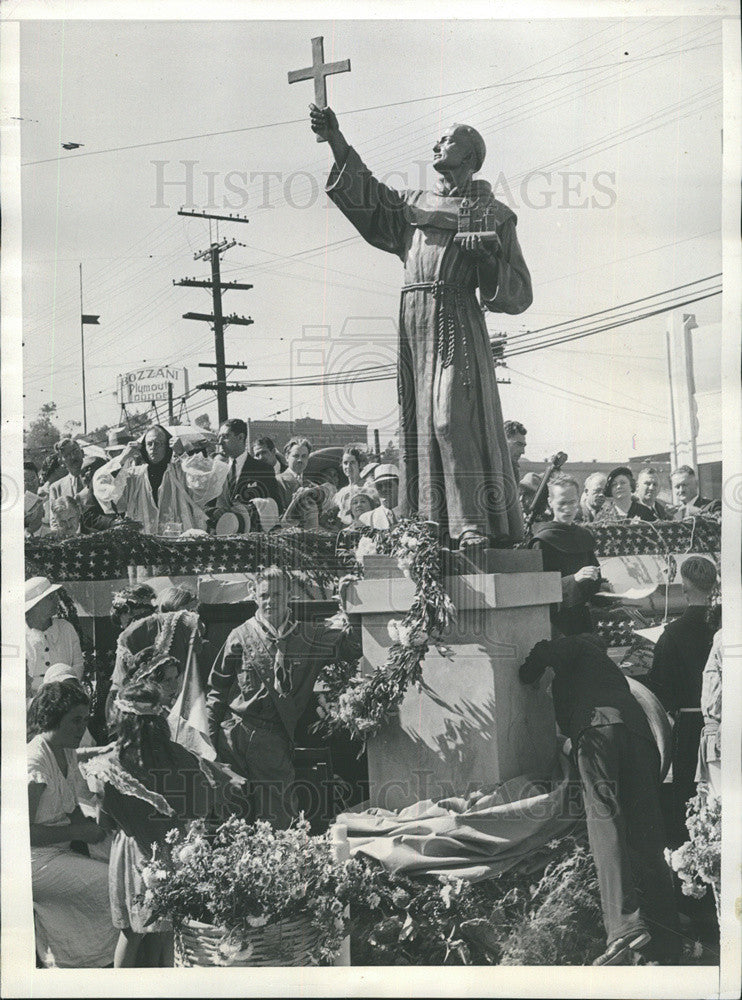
[105,602,202,730]
[528,474,601,637]
[82,678,246,967]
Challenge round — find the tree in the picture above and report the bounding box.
[194,413,212,431]
[25,402,61,464]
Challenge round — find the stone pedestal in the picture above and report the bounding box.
[345,549,561,812]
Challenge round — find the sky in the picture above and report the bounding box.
[18,14,724,462]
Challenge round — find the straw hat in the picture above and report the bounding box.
[25,576,62,612]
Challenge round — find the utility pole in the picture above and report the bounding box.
[79,264,87,435]
[79,265,101,436]
[490,331,511,385]
[175,208,252,425]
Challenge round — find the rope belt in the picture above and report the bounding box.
[401,281,472,386]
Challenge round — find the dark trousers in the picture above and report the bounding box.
[671,712,704,848]
[577,725,680,962]
[218,716,297,829]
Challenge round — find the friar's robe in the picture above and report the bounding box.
[327,148,532,542]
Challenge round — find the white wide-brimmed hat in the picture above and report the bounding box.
[25,576,62,612]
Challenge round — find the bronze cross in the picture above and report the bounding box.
[288,36,350,142]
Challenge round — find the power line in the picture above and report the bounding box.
[505,366,666,421]
[20,39,720,167]
[507,274,722,343]
[504,289,722,359]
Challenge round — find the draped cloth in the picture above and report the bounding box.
[326,149,531,543]
[93,453,211,535]
[336,753,580,882]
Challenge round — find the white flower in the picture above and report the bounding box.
[355,537,378,558]
[246,914,269,928]
[367,892,381,910]
[141,866,167,889]
[177,844,198,865]
[387,619,403,643]
[397,624,413,647]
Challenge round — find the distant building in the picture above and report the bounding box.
[246,416,369,453]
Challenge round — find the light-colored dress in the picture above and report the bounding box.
[26,618,84,698]
[27,735,118,968]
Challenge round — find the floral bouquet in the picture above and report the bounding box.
[665,787,721,917]
[139,815,351,965]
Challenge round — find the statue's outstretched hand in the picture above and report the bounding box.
[310,103,339,140]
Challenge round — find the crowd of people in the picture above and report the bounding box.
[25,416,720,550]
[24,420,404,543]
[22,414,723,968]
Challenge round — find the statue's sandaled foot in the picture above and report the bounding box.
[458,529,488,549]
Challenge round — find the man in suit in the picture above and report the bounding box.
[48,438,86,529]
[575,471,607,523]
[503,420,527,484]
[210,419,284,530]
[253,436,287,475]
[671,465,720,519]
[276,437,326,530]
[634,467,672,521]
[519,634,680,965]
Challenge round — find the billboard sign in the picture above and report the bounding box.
[117,366,188,405]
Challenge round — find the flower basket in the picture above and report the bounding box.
[175,914,322,967]
[139,816,350,966]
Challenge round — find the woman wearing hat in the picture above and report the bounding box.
[26,679,118,967]
[82,678,244,967]
[25,578,84,699]
[595,467,655,523]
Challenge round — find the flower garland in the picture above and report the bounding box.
[315,519,455,744]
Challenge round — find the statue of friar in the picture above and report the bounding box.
[310,105,533,547]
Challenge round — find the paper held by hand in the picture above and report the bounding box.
[634,624,668,645]
[594,584,659,601]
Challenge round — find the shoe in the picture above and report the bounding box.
[592,930,652,966]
